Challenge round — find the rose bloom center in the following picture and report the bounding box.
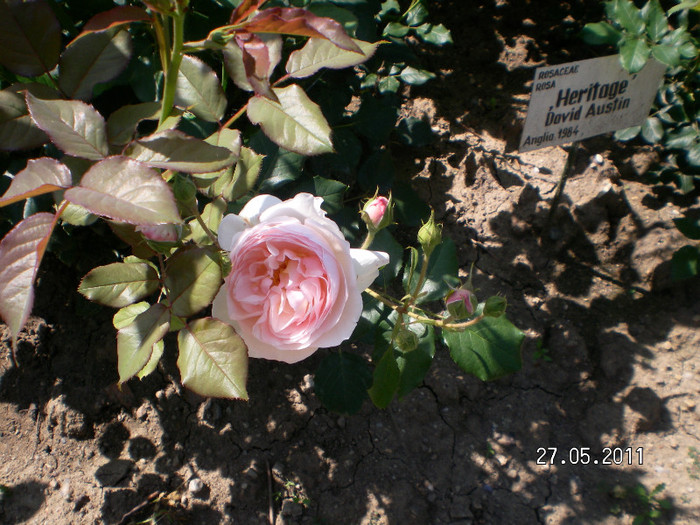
[226,223,344,350]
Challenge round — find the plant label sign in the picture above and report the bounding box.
[519,55,665,152]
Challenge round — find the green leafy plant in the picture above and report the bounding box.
[609,482,672,525]
[0,0,523,412]
[582,0,700,280]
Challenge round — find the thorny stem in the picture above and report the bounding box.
[159,12,186,126]
[364,288,485,330]
[152,14,171,80]
[410,252,430,305]
[222,103,248,130]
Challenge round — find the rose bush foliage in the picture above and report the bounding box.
[0,0,524,413]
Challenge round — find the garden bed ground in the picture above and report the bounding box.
[1,1,699,524]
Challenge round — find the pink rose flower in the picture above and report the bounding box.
[364,196,389,227]
[213,193,389,363]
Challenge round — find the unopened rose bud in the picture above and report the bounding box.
[395,328,419,352]
[361,193,393,232]
[417,210,442,257]
[483,296,507,317]
[446,288,476,319]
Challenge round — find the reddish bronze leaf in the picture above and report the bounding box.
[242,8,361,54]
[230,0,267,24]
[0,157,72,207]
[77,6,150,40]
[0,212,56,345]
[235,34,279,101]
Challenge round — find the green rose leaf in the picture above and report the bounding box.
[673,216,700,240]
[402,239,460,304]
[608,0,644,35]
[614,125,641,141]
[665,126,697,149]
[399,66,436,85]
[416,23,453,45]
[206,147,263,201]
[645,0,669,42]
[0,0,60,77]
[117,303,170,384]
[113,301,150,330]
[443,316,524,381]
[580,22,621,46]
[193,129,242,190]
[64,156,181,225]
[0,158,71,207]
[315,351,372,414]
[251,132,305,192]
[177,318,248,399]
[128,130,237,173]
[247,84,333,156]
[0,212,55,345]
[165,246,223,317]
[26,93,108,160]
[286,38,381,79]
[78,261,159,308]
[368,347,400,409]
[383,22,409,38]
[0,88,50,151]
[138,340,164,379]
[106,102,161,146]
[396,323,435,397]
[641,116,664,144]
[367,229,402,285]
[58,29,133,101]
[650,43,680,67]
[301,176,347,214]
[670,245,699,281]
[619,37,650,74]
[60,203,98,227]
[174,54,227,123]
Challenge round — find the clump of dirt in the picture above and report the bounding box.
[2,2,699,524]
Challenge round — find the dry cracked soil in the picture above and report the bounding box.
[1,1,699,524]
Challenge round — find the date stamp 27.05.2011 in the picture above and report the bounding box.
[536,447,643,466]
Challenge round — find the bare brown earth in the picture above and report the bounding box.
[1,1,699,524]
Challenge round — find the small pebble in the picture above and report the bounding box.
[188,478,204,494]
[594,153,604,165]
[494,454,509,467]
[60,481,71,501]
[49,479,59,490]
[136,405,148,420]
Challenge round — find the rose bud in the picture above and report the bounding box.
[445,288,476,319]
[417,210,442,257]
[361,193,393,232]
